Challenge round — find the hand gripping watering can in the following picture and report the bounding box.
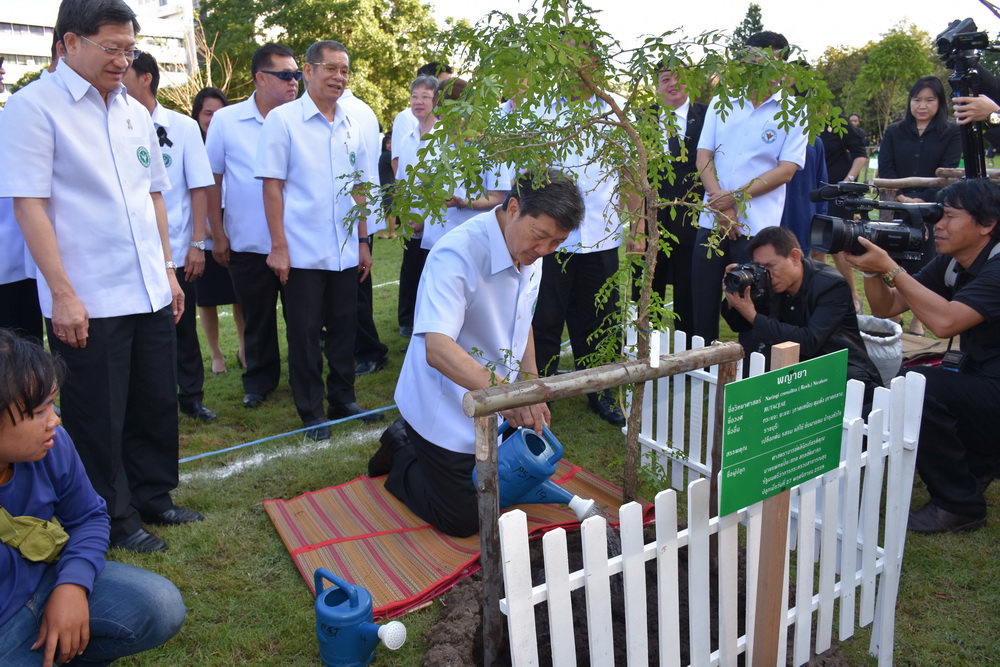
[314,569,406,667]
[473,421,598,521]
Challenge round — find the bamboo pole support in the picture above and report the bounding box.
[467,341,744,663]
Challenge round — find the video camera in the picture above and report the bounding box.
[808,182,943,262]
[723,262,770,303]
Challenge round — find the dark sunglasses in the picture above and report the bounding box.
[261,70,303,82]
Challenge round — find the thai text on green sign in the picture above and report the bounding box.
[719,350,847,516]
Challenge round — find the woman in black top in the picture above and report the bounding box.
[878,75,962,202]
[878,76,963,333]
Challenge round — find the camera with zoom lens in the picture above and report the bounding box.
[724,262,770,303]
[808,182,943,262]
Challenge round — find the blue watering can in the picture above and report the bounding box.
[314,569,406,667]
[473,421,598,522]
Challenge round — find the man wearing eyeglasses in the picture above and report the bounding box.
[255,40,380,441]
[205,43,300,412]
[0,0,201,553]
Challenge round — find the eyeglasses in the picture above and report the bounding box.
[261,70,303,82]
[77,34,141,61]
[309,63,351,77]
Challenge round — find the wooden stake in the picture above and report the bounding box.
[751,342,799,667]
[475,415,501,666]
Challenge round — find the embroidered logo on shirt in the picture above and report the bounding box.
[761,128,777,144]
[163,153,172,168]
[137,146,151,168]
[349,151,357,167]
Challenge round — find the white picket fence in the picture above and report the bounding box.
[498,332,926,666]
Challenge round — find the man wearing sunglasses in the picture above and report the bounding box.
[254,40,381,441]
[0,0,201,552]
[205,43,300,412]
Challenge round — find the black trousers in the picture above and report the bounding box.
[384,420,479,537]
[355,237,388,363]
[48,307,179,542]
[283,267,358,423]
[0,278,43,343]
[397,236,427,329]
[175,272,205,407]
[631,242,696,337]
[532,248,619,376]
[228,251,283,397]
[689,228,751,344]
[910,365,1000,518]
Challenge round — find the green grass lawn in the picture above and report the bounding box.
[109,238,997,665]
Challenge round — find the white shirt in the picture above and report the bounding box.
[205,93,271,254]
[391,107,418,161]
[152,104,215,267]
[396,208,541,454]
[338,89,384,234]
[696,93,808,236]
[421,163,513,250]
[254,91,368,271]
[0,60,172,318]
[0,108,35,284]
[544,97,623,254]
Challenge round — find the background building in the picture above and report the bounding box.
[0,0,197,103]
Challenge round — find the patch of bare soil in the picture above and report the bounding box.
[423,527,851,666]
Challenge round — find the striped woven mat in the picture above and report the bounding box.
[264,459,652,618]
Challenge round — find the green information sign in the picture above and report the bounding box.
[719,349,847,516]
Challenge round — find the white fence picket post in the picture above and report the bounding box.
[543,528,576,667]
[581,515,614,665]
[499,510,539,667]
[717,510,740,667]
[655,490,681,667]
[687,478,711,666]
[620,502,648,664]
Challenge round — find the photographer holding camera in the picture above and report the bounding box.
[721,226,883,403]
[844,178,1000,534]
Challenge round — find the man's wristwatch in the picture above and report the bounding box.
[359,237,371,245]
[882,265,906,288]
[165,261,178,271]
[990,111,1000,127]
[190,240,206,251]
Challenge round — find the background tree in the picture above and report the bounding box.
[199,0,441,125]
[816,42,874,130]
[731,3,764,50]
[853,23,939,136]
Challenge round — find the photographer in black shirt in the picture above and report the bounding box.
[845,178,1000,534]
[721,226,882,402]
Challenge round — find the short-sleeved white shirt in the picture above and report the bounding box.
[338,89,384,234]
[254,91,368,271]
[152,104,216,267]
[696,93,808,236]
[421,163,513,250]
[395,208,541,454]
[0,109,35,285]
[0,61,172,318]
[204,93,271,254]
[391,107,418,160]
[543,98,623,254]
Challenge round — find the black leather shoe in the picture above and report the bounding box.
[243,393,266,409]
[588,393,625,426]
[369,419,408,476]
[303,419,331,442]
[328,402,384,423]
[907,503,986,534]
[141,506,205,526]
[181,401,218,423]
[355,357,388,377]
[112,528,168,553]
